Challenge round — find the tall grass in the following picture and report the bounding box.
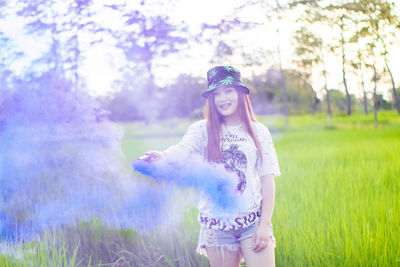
[259,111,400,265]
[0,232,80,267]
[274,126,399,266]
[1,111,399,266]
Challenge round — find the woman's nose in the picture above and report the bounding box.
[217,93,228,101]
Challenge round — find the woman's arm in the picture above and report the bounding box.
[163,144,192,159]
[145,144,192,162]
[259,174,275,227]
[252,174,275,252]
[144,121,204,162]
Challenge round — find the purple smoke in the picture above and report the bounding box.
[0,73,235,242]
[0,74,179,241]
[133,157,240,214]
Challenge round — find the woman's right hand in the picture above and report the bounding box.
[142,150,166,162]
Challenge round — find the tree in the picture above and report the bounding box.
[246,70,281,115]
[291,0,355,116]
[16,0,103,87]
[283,69,321,115]
[159,74,205,119]
[15,0,191,122]
[111,5,188,123]
[0,3,24,89]
[337,6,353,116]
[0,34,22,90]
[247,68,317,115]
[273,0,290,126]
[195,1,288,119]
[327,89,347,112]
[368,42,380,127]
[199,18,255,64]
[348,14,369,115]
[103,64,155,121]
[293,26,332,124]
[356,0,400,115]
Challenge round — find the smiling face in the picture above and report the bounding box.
[212,86,239,119]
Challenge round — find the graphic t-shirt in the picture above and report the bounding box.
[178,120,280,230]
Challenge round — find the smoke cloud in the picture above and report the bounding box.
[0,75,178,241]
[0,73,237,242]
[133,156,240,215]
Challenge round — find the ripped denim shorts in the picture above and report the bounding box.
[196,221,276,258]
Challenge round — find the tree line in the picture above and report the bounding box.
[0,0,399,125]
[289,0,400,126]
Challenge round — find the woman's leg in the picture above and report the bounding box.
[206,246,240,267]
[240,237,275,267]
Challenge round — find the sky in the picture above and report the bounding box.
[1,0,399,100]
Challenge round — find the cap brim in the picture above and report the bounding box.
[201,84,250,98]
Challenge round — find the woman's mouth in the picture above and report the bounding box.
[219,103,231,110]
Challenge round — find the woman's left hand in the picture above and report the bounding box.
[252,222,271,252]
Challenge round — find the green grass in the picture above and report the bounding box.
[1,111,399,266]
[0,233,80,267]
[122,110,400,266]
[274,126,399,266]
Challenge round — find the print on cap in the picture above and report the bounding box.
[202,66,250,98]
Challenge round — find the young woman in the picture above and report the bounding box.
[144,66,280,267]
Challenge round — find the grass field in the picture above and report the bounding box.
[1,111,399,266]
[270,113,400,266]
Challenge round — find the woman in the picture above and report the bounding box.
[144,66,280,267]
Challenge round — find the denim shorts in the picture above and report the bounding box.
[196,221,276,258]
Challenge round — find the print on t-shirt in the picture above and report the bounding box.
[221,144,248,193]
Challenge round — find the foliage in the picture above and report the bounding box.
[247,68,321,115]
[101,73,205,122]
[322,89,356,113]
[159,74,206,119]
[15,0,104,85]
[2,0,400,120]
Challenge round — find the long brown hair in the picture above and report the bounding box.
[203,88,263,163]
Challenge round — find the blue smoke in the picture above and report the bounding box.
[0,73,236,242]
[0,74,179,241]
[132,157,239,214]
